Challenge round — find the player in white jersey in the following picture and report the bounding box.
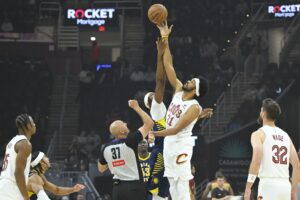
[0,114,37,200]
[151,22,213,200]
[244,98,300,200]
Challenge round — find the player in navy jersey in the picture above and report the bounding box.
[143,38,169,200]
[139,139,152,183]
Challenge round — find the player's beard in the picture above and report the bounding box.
[182,84,193,92]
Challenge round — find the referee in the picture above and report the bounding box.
[98,100,154,200]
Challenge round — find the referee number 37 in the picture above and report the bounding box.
[111,147,121,159]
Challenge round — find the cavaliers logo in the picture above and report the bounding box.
[176,153,188,164]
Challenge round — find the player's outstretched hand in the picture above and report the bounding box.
[199,108,213,119]
[156,20,173,37]
[156,37,167,56]
[148,131,155,143]
[128,100,139,110]
[73,184,85,192]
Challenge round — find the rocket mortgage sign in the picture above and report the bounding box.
[268,4,300,18]
[67,8,116,26]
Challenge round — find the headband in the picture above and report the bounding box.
[144,92,153,109]
[31,152,45,167]
[193,78,200,97]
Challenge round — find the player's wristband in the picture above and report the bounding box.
[247,174,257,183]
[161,35,168,39]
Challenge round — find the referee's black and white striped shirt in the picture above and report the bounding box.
[99,131,143,181]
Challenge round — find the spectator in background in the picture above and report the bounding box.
[76,194,85,200]
[1,13,14,32]
[130,66,145,82]
[202,171,234,200]
[90,40,100,68]
[235,0,249,18]
[144,66,155,83]
[211,174,231,200]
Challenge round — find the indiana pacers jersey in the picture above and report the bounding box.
[139,153,152,182]
[153,118,166,148]
[148,99,169,198]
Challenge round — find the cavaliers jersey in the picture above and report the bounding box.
[258,125,290,179]
[139,153,152,182]
[99,131,144,181]
[165,91,201,139]
[0,135,31,183]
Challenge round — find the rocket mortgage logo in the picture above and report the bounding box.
[268,4,300,18]
[67,8,115,26]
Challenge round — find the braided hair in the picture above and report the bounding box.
[15,114,31,133]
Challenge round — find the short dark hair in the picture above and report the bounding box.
[215,171,225,179]
[199,77,209,98]
[262,98,281,121]
[16,114,31,132]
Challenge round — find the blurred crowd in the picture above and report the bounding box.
[0,0,37,33]
[227,61,300,132]
[0,57,53,158]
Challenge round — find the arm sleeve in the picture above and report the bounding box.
[125,131,143,149]
[150,99,167,121]
[98,145,107,165]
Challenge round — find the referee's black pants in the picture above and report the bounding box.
[112,180,147,200]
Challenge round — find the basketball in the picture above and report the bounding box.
[148,4,168,25]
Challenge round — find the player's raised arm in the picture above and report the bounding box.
[244,130,264,200]
[289,139,300,200]
[157,22,182,94]
[128,100,154,138]
[154,37,167,103]
[43,177,85,196]
[153,104,200,137]
[15,140,32,200]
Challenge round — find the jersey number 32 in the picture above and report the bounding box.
[272,145,288,165]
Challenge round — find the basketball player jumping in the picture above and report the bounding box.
[143,37,170,200]
[151,22,213,200]
[244,98,300,200]
[0,114,36,200]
